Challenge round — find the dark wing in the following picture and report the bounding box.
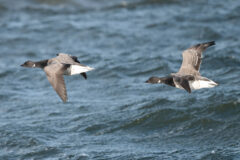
[71,56,80,63]
[80,73,87,79]
[44,63,68,102]
[178,41,215,75]
[172,74,194,93]
[71,56,87,79]
[57,54,88,79]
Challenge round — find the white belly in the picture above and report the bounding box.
[64,65,94,75]
[189,79,218,90]
[175,83,184,89]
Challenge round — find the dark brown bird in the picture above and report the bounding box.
[21,53,94,102]
[146,41,218,93]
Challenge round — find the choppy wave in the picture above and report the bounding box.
[0,0,240,159]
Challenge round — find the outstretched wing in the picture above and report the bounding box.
[178,41,215,75]
[44,63,68,102]
[172,74,194,93]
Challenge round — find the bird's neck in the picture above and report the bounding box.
[34,60,48,68]
[160,76,175,87]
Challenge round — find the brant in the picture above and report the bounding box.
[21,53,94,102]
[146,41,218,93]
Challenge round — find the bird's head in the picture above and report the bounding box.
[21,61,36,68]
[145,77,162,84]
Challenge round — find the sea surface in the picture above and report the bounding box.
[0,0,240,159]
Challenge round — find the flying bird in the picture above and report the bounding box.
[21,53,94,102]
[146,41,218,93]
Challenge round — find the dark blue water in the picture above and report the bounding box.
[0,0,240,159]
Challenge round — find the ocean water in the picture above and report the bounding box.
[0,0,240,159]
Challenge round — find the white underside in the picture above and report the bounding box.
[189,79,218,90]
[65,65,94,75]
[175,84,183,89]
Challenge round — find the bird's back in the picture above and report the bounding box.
[55,53,76,64]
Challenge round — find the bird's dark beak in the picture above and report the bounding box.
[20,64,24,67]
[145,80,149,83]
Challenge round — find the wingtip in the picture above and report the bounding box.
[197,41,215,49]
[81,73,87,79]
[62,98,68,103]
[208,41,215,46]
[184,88,191,93]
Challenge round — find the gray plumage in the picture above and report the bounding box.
[177,41,215,76]
[21,53,94,102]
[146,41,217,93]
